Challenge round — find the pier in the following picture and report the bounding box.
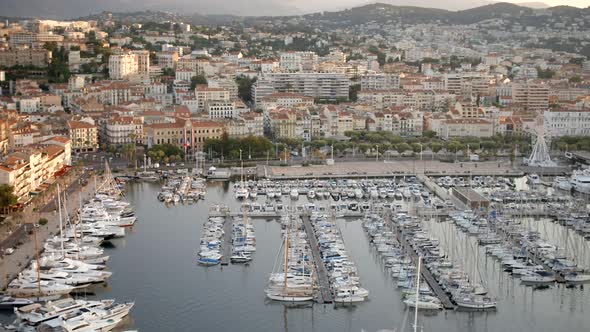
[385,214,456,310]
[209,210,367,220]
[491,223,566,283]
[221,213,232,265]
[301,214,333,304]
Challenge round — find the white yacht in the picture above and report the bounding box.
[235,187,249,200]
[571,170,590,194]
[5,280,75,298]
[527,173,541,185]
[553,176,573,191]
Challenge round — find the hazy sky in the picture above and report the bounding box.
[507,0,587,6]
[1,0,587,19]
[290,0,588,12]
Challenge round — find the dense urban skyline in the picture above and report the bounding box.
[0,1,590,331]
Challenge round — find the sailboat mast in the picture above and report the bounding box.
[284,227,290,291]
[33,223,41,297]
[57,184,64,255]
[243,203,248,243]
[414,256,422,332]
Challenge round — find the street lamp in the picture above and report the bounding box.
[376,144,379,162]
[417,143,424,174]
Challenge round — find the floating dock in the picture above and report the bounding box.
[301,214,333,304]
[385,214,456,310]
[492,224,566,283]
[221,213,232,265]
[209,210,366,219]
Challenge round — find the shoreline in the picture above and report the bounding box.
[0,172,100,290]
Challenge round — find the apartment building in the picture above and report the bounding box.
[358,89,454,111]
[18,97,41,113]
[206,101,236,119]
[108,50,150,80]
[512,81,549,112]
[545,109,590,137]
[8,32,36,46]
[253,73,349,105]
[0,120,9,155]
[279,51,318,72]
[103,116,144,146]
[0,142,70,203]
[0,49,52,67]
[156,51,179,69]
[260,93,315,111]
[445,73,495,97]
[208,78,239,100]
[68,120,99,152]
[240,112,264,137]
[195,85,230,113]
[267,109,300,139]
[360,74,401,90]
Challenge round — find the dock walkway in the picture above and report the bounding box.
[491,223,565,283]
[301,214,333,304]
[385,214,456,310]
[221,213,232,265]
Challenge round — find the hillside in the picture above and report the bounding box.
[242,2,589,29]
[1,2,588,29]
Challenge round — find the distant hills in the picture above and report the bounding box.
[0,1,586,27]
[261,3,589,29]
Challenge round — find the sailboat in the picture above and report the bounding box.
[403,257,442,310]
[235,161,249,200]
[231,205,254,263]
[265,224,314,302]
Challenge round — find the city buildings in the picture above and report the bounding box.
[68,120,99,152]
[0,49,52,67]
[108,50,150,80]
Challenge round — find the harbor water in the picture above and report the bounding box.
[2,181,590,331]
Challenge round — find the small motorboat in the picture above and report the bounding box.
[0,296,34,310]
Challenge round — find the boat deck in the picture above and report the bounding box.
[301,214,333,304]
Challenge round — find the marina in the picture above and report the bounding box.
[0,164,135,331]
[2,164,590,331]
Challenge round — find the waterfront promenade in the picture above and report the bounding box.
[264,160,522,179]
[0,171,100,290]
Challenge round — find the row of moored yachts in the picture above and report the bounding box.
[449,212,590,285]
[310,213,369,303]
[196,205,256,266]
[236,178,432,202]
[2,180,135,331]
[158,176,206,205]
[364,213,497,310]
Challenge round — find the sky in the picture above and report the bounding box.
[507,0,587,6]
[0,0,587,19]
[289,0,588,12]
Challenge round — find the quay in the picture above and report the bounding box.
[262,160,524,180]
[209,210,367,219]
[221,212,232,265]
[385,214,456,310]
[301,214,333,304]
